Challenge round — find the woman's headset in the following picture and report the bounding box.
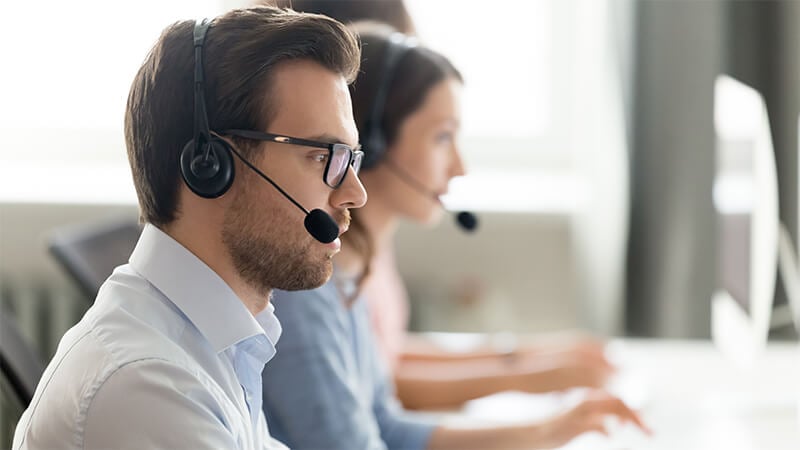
[360,32,417,170]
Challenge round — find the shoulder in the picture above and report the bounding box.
[86,357,222,415]
[17,338,221,450]
[24,265,212,427]
[85,265,203,363]
[81,358,239,449]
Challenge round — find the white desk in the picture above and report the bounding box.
[434,338,800,450]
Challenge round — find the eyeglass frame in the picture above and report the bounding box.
[221,129,364,189]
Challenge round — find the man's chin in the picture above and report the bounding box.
[278,259,333,291]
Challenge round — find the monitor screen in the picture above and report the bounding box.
[712,75,780,367]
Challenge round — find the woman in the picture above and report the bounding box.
[261,24,648,450]
[279,0,616,412]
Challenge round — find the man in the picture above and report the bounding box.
[13,6,366,449]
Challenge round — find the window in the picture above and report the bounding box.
[0,0,237,203]
[0,0,619,210]
[405,0,570,170]
[0,0,226,164]
[405,0,605,212]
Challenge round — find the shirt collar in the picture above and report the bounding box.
[129,224,282,354]
[255,303,282,351]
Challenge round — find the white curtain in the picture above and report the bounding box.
[568,0,632,335]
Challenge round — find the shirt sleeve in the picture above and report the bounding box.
[81,359,241,450]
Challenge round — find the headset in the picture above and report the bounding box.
[360,32,418,170]
[179,19,235,199]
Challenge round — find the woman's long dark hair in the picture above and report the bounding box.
[344,22,463,289]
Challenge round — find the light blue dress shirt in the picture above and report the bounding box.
[13,224,288,450]
[262,275,436,450]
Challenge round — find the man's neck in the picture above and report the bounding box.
[160,221,272,317]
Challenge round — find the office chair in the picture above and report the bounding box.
[0,311,44,407]
[48,217,142,300]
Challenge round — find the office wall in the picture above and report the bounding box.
[395,212,581,334]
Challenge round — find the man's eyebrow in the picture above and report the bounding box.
[307,134,360,150]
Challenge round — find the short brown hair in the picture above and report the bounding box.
[125,6,361,226]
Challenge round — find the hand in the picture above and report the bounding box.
[534,390,652,449]
[514,336,616,392]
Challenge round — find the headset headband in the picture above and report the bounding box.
[192,19,212,156]
[362,32,418,168]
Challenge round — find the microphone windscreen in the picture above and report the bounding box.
[456,211,479,232]
[305,209,340,244]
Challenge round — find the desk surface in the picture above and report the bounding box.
[433,337,800,450]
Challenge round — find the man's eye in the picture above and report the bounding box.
[312,153,329,163]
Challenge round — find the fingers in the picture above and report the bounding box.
[579,391,653,435]
[536,405,607,448]
[537,390,638,448]
[581,421,609,437]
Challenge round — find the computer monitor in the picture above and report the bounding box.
[711,75,780,368]
[780,115,800,327]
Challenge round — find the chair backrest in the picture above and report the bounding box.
[48,218,142,299]
[0,311,43,407]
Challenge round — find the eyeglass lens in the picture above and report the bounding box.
[326,144,362,187]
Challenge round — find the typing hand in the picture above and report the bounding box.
[534,390,652,449]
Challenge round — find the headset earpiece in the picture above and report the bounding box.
[180,137,234,198]
[361,123,388,170]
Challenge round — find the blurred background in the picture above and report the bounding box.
[0,1,798,441]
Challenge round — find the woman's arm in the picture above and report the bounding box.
[401,330,609,362]
[395,335,615,410]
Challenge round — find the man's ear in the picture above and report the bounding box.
[210,131,235,149]
[210,131,252,172]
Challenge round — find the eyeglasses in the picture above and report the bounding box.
[222,129,364,189]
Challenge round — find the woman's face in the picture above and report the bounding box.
[361,78,465,225]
